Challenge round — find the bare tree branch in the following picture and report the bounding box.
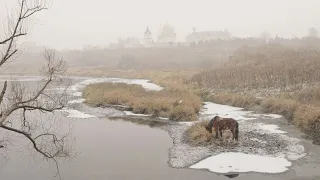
[0,81,7,104]
[0,125,47,157]
[0,33,27,45]
[0,0,48,67]
[0,1,73,178]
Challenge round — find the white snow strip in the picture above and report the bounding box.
[60,109,97,119]
[158,117,169,120]
[123,111,151,117]
[68,78,163,97]
[68,99,85,104]
[258,123,287,134]
[72,92,82,97]
[264,114,283,119]
[199,102,255,121]
[178,122,194,126]
[190,152,292,174]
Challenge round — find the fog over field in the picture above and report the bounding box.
[1,0,320,50]
[2,0,320,180]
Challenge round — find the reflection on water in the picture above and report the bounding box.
[224,173,240,178]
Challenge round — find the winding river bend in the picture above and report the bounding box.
[0,75,320,180]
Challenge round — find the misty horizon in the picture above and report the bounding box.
[1,0,320,50]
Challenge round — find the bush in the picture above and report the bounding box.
[209,93,261,110]
[185,120,213,146]
[260,98,298,121]
[82,82,202,121]
[293,105,320,131]
[169,105,198,121]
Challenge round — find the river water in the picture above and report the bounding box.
[0,75,319,180]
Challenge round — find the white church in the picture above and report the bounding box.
[142,23,177,47]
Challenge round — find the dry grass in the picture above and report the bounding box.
[188,45,320,140]
[206,92,320,139]
[82,82,202,121]
[68,69,198,92]
[190,45,320,91]
[185,120,213,146]
[260,98,298,121]
[208,93,261,110]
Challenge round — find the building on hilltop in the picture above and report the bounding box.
[157,23,176,44]
[144,27,154,44]
[186,28,231,43]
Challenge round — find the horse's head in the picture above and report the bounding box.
[205,125,212,133]
[213,115,220,120]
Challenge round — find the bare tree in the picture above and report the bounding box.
[0,0,73,178]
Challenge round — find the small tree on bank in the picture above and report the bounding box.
[0,0,73,178]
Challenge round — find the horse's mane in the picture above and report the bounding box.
[207,116,219,128]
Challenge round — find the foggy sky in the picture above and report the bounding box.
[1,0,320,50]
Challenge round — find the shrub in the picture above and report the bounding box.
[185,120,213,146]
[260,98,298,121]
[82,82,202,121]
[169,105,198,121]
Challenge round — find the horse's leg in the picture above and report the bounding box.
[231,128,235,140]
[215,129,219,139]
[220,129,223,138]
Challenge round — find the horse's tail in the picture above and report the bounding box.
[235,122,239,141]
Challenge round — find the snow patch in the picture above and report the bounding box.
[60,109,97,119]
[158,117,169,120]
[190,152,292,174]
[265,114,283,119]
[123,111,151,117]
[185,102,306,174]
[258,123,287,134]
[199,102,255,121]
[68,99,85,104]
[69,78,163,97]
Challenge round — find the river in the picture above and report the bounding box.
[0,75,319,180]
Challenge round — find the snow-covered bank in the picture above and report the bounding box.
[183,102,306,174]
[59,108,97,118]
[190,152,292,173]
[62,77,164,118]
[68,77,163,98]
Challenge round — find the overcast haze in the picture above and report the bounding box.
[1,0,320,50]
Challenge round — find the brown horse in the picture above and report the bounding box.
[205,115,239,141]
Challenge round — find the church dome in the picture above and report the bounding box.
[158,23,175,38]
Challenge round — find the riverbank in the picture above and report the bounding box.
[2,74,319,179]
[102,101,308,174]
[193,86,320,145]
[67,75,307,174]
[65,66,320,145]
[188,45,320,144]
